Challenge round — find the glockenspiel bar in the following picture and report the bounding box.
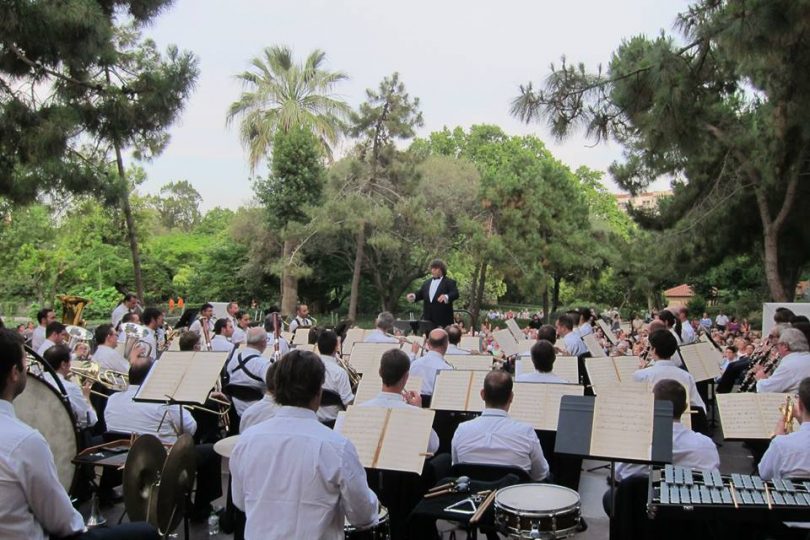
[742,475,753,490]
[702,470,715,487]
[752,476,764,491]
[783,480,796,492]
[772,492,785,505]
[665,464,674,484]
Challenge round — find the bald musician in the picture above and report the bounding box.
[409,328,454,396]
[0,329,159,540]
[226,327,272,415]
[231,350,378,539]
[452,370,549,481]
[288,303,313,333]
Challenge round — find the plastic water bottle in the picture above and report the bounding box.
[208,511,220,536]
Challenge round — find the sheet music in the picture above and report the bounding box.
[717,393,796,439]
[505,319,524,343]
[349,343,397,374]
[459,336,482,353]
[337,407,389,467]
[292,329,310,346]
[430,370,486,412]
[680,343,722,382]
[173,351,229,403]
[585,357,622,392]
[446,355,493,371]
[516,339,534,354]
[596,319,618,344]
[375,408,435,473]
[281,331,294,343]
[613,356,641,381]
[353,374,422,404]
[493,329,520,357]
[590,392,654,461]
[342,328,366,355]
[510,382,584,431]
[135,352,193,401]
[583,333,607,358]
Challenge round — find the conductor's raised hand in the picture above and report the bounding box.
[437,294,449,304]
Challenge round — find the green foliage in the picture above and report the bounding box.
[67,286,120,321]
[151,180,203,231]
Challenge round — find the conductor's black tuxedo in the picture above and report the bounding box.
[413,276,459,329]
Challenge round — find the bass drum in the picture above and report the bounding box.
[14,374,79,493]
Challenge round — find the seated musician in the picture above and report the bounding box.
[445,324,471,355]
[263,313,290,356]
[315,329,354,423]
[410,329,454,397]
[516,340,569,383]
[36,321,66,357]
[759,377,810,481]
[755,328,810,394]
[364,311,400,343]
[0,329,159,540]
[231,310,251,346]
[575,307,593,338]
[225,327,271,415]
[105,351,222,521]
[452,370,548,480]
[116,312,140,342]
[230,350,379,539]
[240,363,279,432]
[210,317,235,352]
[632,330,706,412]
[179,330,201,351]
[42,345,98,429]
[140,307,163,360]
[556,314,587,357]
[287,303,313,333]
[92,323,128,373]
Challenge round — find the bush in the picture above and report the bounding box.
[67,286,121,321]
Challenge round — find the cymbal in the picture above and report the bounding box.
[213,435,240,458]
[156,434,197,534]
[123,435,166,523]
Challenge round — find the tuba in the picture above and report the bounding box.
[122,323,153,361]
[65,325,94,359]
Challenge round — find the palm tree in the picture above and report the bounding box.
[226,45,350,171]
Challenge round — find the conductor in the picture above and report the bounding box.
[406,259,459,330]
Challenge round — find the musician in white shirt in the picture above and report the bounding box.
[633,329,706,411]
[140,307,163,361]
[111,293,138,329]
[31,307,55,352]
[210,318,235,352]
[231,350,378,540]
[364,311,400,344]
[446,324,472,355]
[92,324,128,373]
[225,301,240,328]
[755,328,810,394]
[36,321,66,357]
[677,307,697,345]
[288,303,313,333]
[759,377,810,480]
[240,363,279,432]
[231,310,251,345]
[264,313,291,356]
[226,327,272,415]
[0,329,158,540]
[189,303,215,339]
[42,345,97,429]
[556,314,587,357]
[516,340,569,383]
[316,329,354,423]
[575,308,593,338]
[409,329,454,396]
[452,370,549,481]
[117,312,140,341]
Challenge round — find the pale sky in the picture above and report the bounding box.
[140,0,686,210]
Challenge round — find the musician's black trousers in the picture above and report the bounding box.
[193,444,223,517]
[57,522,159,540]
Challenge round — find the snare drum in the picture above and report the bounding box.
[14,375,80,493]
[494,484,581,539]
[344,505,390,540]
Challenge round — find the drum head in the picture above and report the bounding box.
[495,484,580,513]
[14,376,78,492]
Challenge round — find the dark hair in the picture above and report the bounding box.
[295,303,307,314]
[649,329,678,359]
[121,312,137,325]
[725,345,737,354]
[214,318,229,335]
[530,340,556,373]
[265,361,278,393]
[792,322,810,347]
[94,324,114,344]
[124,293,137,302]
[201,303,214,311]
[429,259,447,276]
[791,315,810,324]
[482,370,513,407]
[537,324,556,342]
[427,330,449,351]
[264,313,280,332]
[307,327,320,345]
[0,329,25,394]
[774,307,795,324]
[36,308,53,324]
[317,329,339,355]
[799,377,810,413]
[45,321,65,337]
[129,359,154,386]
[446,324,462,345]
[178,331,199,352]
[578,307,591,324]
[653,379,687,419]
[379,349,410,386]
[43,344,71,369]
[272,350,325,407]
[334,320,352,342]
[141,307,162,327]
[556,314,575,331]
[235,310,246,321]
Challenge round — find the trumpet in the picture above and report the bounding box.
[780,395,796,434]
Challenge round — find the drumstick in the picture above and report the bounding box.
[469,490,497,524]
[428,481,454,493]
[729,484,739,509]
[764,484,773,510]
[424,488,454,499]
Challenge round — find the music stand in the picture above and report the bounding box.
[555,395,673,518]
[393,319,418,335]
[418,320,435,336]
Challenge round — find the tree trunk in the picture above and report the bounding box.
[348,223,365,322]
[469,261,482,329]
[762,226,789,301]
[542,280,550,324]
[552,273,562,314]
[114,142,144,302]
[281,238,298,317]
[474,261,488,331]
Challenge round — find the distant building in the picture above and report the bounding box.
[664,284,695,308]
[614,190,671,213]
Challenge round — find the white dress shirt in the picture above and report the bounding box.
[265,335,291,356]
[93,344,129,373]
[632,359,706,411]
[756,351,810,394]
[317,354,354,422]
[288,316,313,334]
[36,338,56,357]
[0,400,85,540]
[680,322,696,345]
[716,314,729,327]
[226,347,271,415]
[210,334,234,353]
[363,329,399,344]
[358,391,440,454]
[231,406,378,540]
[409,351,453,395]
[43,373,97,429]
[428,277,442,302]
[189,317,215,337]
[239,395,279,432]
[578,323,593,337]
[31,326,46,352]
[452,408,549,481]
[759,422,810,480]
[563,332,587,357]
[232,326,247,345]
[142,327,158,360]
[616,422,720,481]
[105,385,196,444]
[516,371,570,384]
[111,303,130,328]
[446,344,472,355]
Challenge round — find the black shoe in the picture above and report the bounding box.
[577,516,589,532]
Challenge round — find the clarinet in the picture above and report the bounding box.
[272,313,282,362]
[739,342,779,392]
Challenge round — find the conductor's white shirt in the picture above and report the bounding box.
[93,344,128,373]
[239,395,279,432]
[515,371,570,384]
[105,385,196,444]
[43,372,97,429]
[616,422,720,481]
[452,409,549,481]
[756,351,810,394]
[759,422,810,480]
[0,400,85,540]
[409,351,453,395]
[317,354,354,422]
[31,325,46,352]
[226,347,271,415]
[363,329,399,344]
[358,392,440,455]
[210,334,234,353]
[632,359,706,411]
[231,406,378,540]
